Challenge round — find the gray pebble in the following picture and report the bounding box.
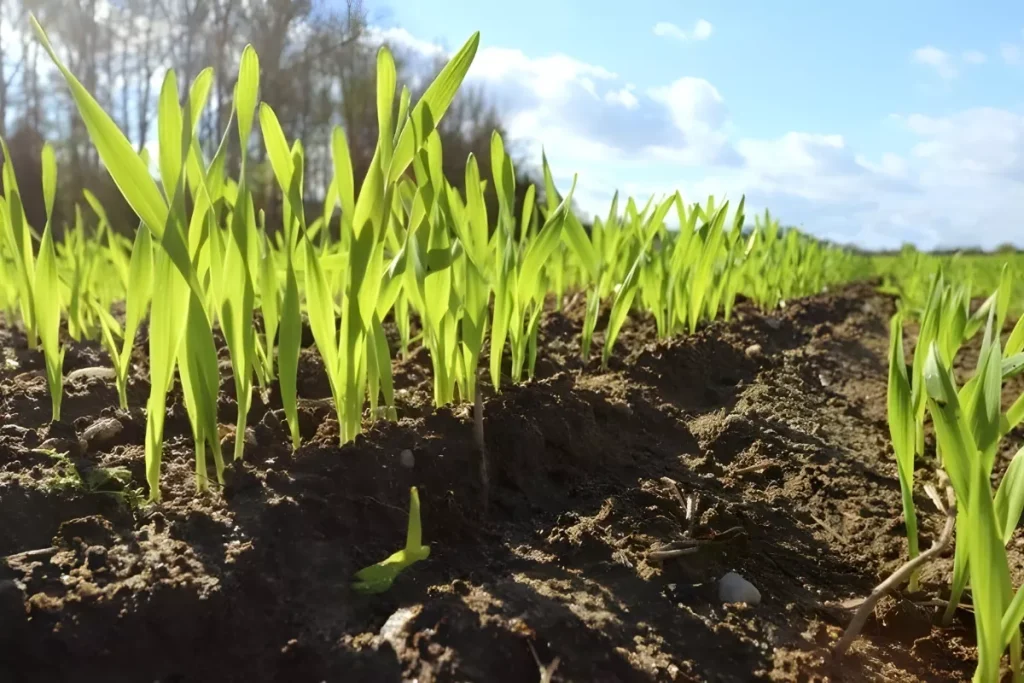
[81,417,123,449]
[718,571,761,605]
[400,449,415,469]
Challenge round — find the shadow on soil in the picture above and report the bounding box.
[0,283,984,681]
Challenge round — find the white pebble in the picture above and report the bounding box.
[718,571,761,605]
[744,344,762,359]
[400,449,415,469]
[66,366,115,382]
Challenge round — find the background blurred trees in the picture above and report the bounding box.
[0,0,537,238]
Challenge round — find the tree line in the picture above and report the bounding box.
[0,0,536,238]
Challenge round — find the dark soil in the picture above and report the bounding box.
[0,283,1002,682]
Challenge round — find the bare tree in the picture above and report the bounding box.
[1,0,530,237]
[0,0,24,138]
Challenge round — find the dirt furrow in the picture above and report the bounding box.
[0,284,985,681]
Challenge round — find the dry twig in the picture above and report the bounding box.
[527,640,560,683]
[647,526,748,562]
[659,476,699,535]
[3,547,56,564]
[732,462,772,475]
[832,477,957,659]
[809,513,847,546]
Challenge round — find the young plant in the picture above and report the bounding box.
[886,312,920,591]
[34,17,224,498]
[488,145,577,384]
[922,305,1024,682]
[217,46,261,464]
[352,486,430,594]
[113,222,154,409]
[0,137,38,348]
[602,193,675,367]
[34,143,65,421]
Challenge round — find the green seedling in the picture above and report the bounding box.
[352,486,431,594]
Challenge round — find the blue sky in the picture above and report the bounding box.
[369,0,1024,249]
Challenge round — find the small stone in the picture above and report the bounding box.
[765,317,782,330]
[261,410,283,431]
[85,545,107,571]
[66,366,116,383]
[43,420,79,443]
[718,571,761,605]
[0,424,30,440]
[874,594,931,643]
[21,430,40,449]
[400,449,415,469]
[379,605,421,654]
[81,418,123,449]
[56,516,115,547]
[744,344,763,359]
[723,413,748,428]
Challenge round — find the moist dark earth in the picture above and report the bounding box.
[1,282,1019,682]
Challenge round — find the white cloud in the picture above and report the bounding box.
[644,79,740,166]
[912,46,958,79]
[962,50,987,65]
[737,133,855,177]
[692,19,714,41]
[649,78,728,133]
[653,19,714,42]
[372,26,735,175]
[858,152,909,178]
[902,108,1024,177]
[902,113,953,136]
[365,26,448,59]
[470,47,617,94]
[727,109,1024,249]
[604,87,639,110]
[570,106,1024,249]
[371,25,1024,249]
[652,21,687,41]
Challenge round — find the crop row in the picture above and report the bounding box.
[0,20,869,502]
[881,264,1024,681]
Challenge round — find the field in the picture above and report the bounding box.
[5,19,1024,683]
[0,280,1003,682]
